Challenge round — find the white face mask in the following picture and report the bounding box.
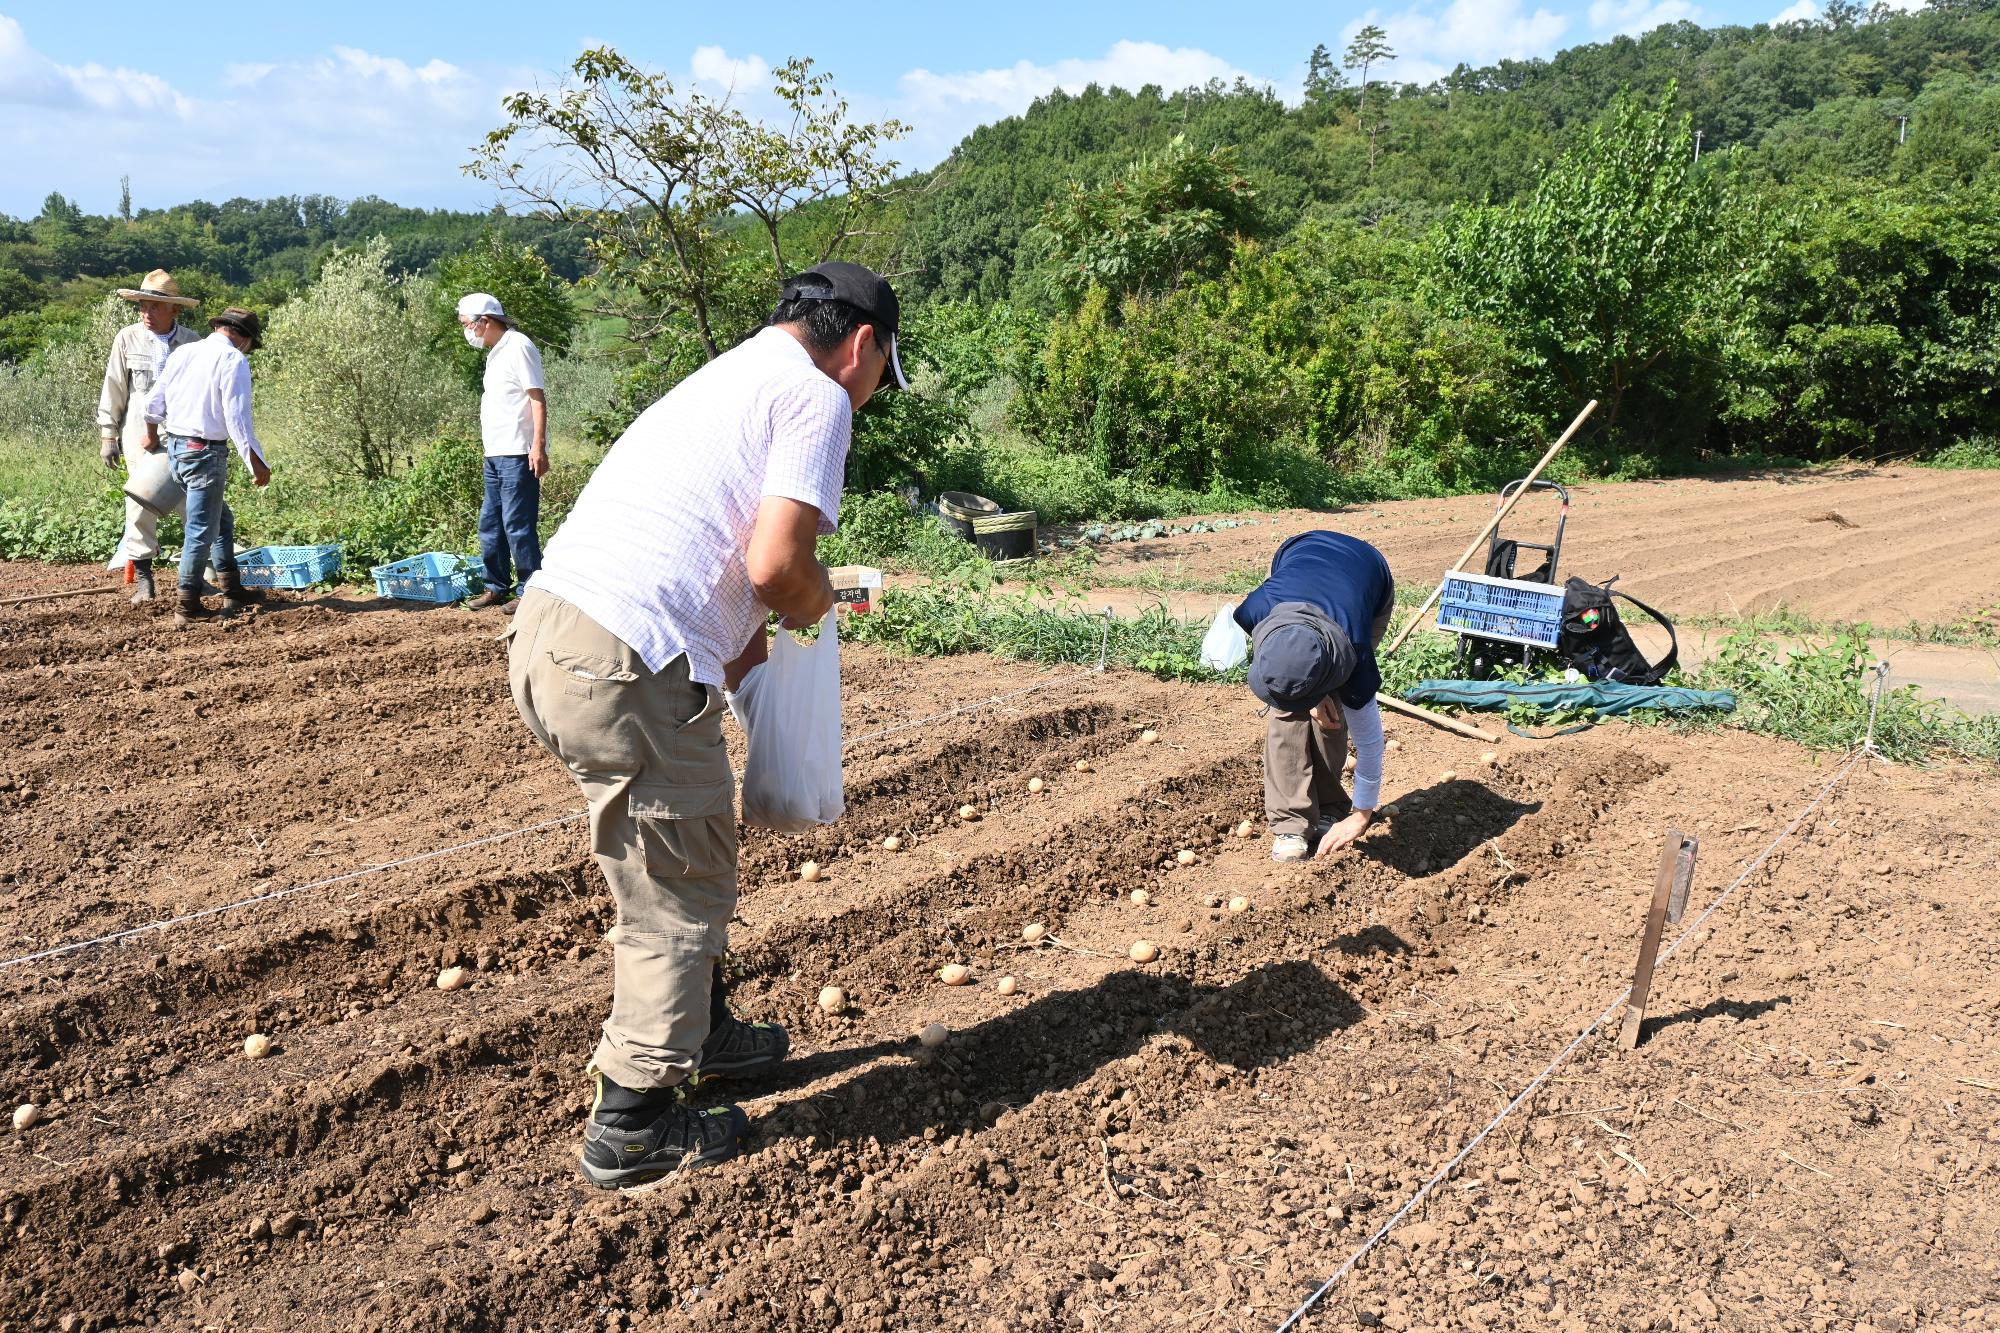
[463,326,485,349]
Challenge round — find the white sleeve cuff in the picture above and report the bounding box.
[1342,699,1386,811]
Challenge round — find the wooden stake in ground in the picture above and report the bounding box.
[1619,829,1699,1051]
[1380,398,1599,661]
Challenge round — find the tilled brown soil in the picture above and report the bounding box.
[1075,466,2000,627]
[2,577,1997,1333]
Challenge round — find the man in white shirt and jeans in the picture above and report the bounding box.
[508,261,908,1185]
[457,293,547,613]
[142,308,273,627]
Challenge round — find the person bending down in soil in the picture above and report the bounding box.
[1235,530,1395,863]
[507,261,909,1185]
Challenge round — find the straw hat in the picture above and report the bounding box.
[115,269,200,308]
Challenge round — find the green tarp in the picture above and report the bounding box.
[1405,679,1737,717]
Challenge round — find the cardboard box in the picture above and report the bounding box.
[829,565,883,614]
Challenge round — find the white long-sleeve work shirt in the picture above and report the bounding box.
[1341,698,1386,811]
[142,331,267,469]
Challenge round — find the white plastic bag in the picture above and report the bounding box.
[725,612,846,831]
[1200,601,1249,671]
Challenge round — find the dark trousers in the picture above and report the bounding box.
[479,455,542,596]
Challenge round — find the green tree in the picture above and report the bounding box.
[432,232,579,391]
[470,48,904,362]
[1036,135,1261,307]
[1429,86,1723,428]
[263,237,465,479]
[1344,25,1397,117]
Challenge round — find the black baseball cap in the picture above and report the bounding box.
[779,261,909,391]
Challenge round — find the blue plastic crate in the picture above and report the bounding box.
[234,544,343,590]
[370,552,477,604]
[1437,571,1564,649]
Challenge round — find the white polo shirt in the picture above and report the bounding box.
[480,328,545,457]
[530,327,851,687]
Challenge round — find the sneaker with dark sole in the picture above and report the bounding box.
[695,1014,790,1080]
[580,1080,749,1188]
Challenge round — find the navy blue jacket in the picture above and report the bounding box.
[1234,531,1393,708]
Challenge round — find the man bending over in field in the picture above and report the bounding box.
[508,261,908,1185]
[1235,531,1395,862]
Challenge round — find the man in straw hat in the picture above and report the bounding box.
[97,269,203,603]
[143,308,273,627]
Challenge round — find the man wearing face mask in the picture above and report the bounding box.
[457,293,548,614]
[507,261,907,1184]
[97,269,204,603]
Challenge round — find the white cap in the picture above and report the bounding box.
[457,292,507,323]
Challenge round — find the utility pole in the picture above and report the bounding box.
[1692,129,1703,163]
[1896,114,1909,145]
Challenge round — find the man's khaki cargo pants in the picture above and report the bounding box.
[507,587,735,1091]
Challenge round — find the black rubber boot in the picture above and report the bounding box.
[174,588,210,628]
[129,559,155,605]
[219,569,264,615]
[579,1070,748,1187]
[696,959,789,1080]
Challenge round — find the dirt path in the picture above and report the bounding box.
[1067,466,2000,628]
[2,575,1996,1333]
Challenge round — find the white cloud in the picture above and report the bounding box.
[0,14,193,117]
[896,40,1267,162]
[1344,1,1571,86]
[1771,0,1818,21]
[1587,0,1702,34]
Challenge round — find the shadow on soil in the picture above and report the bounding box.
[748,945,1401,1151]
[1354,779,1541,876]
[1640,992,1790,1040]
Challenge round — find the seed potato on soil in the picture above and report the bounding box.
[242,1034,272,1060]
[13,1102,39,1131]
[917,1022,948,1048]
[798,860,822,882]
[1175,849,1197,866]
[995,976,1018,996]
[1027,777,1044,794]
[1128,940,1159,963]
[816,986,846,1014]
[938,963,971,987]
[1227,895,1252,913]
[1021,922,1047,943]
[435,966,472,992]
[1,543,1995,1333]
[880,835,902,851]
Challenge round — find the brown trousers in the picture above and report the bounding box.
[1262,583,1395,837]
[507,588,736,1090]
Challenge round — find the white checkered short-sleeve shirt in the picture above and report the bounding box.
[530,327,851,686]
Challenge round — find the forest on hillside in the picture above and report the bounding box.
[4,0,1997,531]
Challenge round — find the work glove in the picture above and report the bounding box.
[100,435,121,470]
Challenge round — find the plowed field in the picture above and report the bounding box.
[3,576,1996,1333]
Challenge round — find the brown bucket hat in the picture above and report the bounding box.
[115,268,200,308]
[210,308,264,351]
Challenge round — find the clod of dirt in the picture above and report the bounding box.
[1130,889,1152,907]
[958,804,980,821]
[817,986,847,1015]
[1385,739,1403,752]
[1027,777,1045,794]
[1022,922,1048,943]
[1227,896,1251,914]
[1440,769,1458,783]
[1140,729,1159,743]
[1175,849,1197,866]
[881,835,902,851]
[436,966,472,992]
[1129,940,1159,963]
[996,976,1019,996]
[1075,760,1094,773]
[1380,802,1400,817]
[939,963,972,987]
[175,1269,199,1294]
[13,1102,40,1132]
[919,1022,948,1048]
[243,1033,273,1060]
[1235,820,1255,838]
[800,860,823,883]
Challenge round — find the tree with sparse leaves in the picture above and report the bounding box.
[1344,25,1396,117]
[469,48,905,363]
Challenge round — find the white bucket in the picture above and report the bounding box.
[122,449,185,519]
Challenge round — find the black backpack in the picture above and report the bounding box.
[1559,577,1678,686]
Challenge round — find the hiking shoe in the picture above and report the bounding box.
[468,587,512,610]
[696,1015,790,1080]
[1272,834,1309,863]
[580,1075,749,1188]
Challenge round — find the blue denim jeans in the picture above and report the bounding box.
[479,454,543,596]
[165,436,238,592]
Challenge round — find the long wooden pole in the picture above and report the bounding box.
[1380,398,1598,660]
[1376,693,1499,743]
[0,585,123,608]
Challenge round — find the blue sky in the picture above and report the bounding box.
[1,0,1885,217]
